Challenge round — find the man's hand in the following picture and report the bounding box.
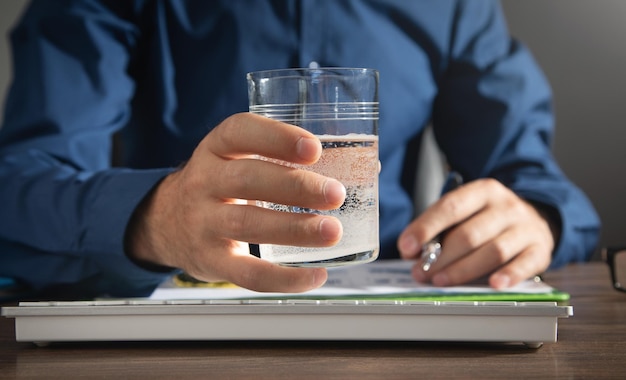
[397,178,555,289]
[126,113,346,293]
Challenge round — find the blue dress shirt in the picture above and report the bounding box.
[0,0,600,297]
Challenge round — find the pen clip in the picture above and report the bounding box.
[420,240,442,272]
[419,171,463,272]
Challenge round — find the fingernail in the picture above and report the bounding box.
[491,273,511,289]
[296,137,320,160]
[398,235,419,257]
[432,273,449,287]
[319,217,343,242]
[323,179,346,206]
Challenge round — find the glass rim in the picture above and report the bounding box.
[246,67,379,78]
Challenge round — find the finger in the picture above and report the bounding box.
[427,226,526,286]
[399,179,512,259]
[206,113,322,164]
[489,245,551,289]
[210,203,343,247]
[421,204,512,272]
[220,254,329,293]
[213,158,346,210]
[445,205,511,253]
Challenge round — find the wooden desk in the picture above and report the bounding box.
[1,262,625,379]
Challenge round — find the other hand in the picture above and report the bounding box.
[397,178,555,289]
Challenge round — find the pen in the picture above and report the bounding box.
[420,171,464,272]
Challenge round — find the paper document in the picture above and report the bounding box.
[150,260,568,302]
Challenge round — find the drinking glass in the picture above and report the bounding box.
[247,67,379,267]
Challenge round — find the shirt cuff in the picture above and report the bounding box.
[81,167,178,292]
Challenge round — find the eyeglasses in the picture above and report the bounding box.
[603,247,626,292]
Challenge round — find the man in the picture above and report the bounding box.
[0,0,600,297]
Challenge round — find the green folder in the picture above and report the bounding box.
[164,260,570,304]
[247,290,570,303]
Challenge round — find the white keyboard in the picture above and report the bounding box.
[1,299,572,348]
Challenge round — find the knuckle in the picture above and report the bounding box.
[485,177,500,186]
[179,168,205,196]
[219,206,252,238]
[288,216,312,242]
[527,245,551,270]
[222,161,254,194]
[288,215,327,247]
[439,193,464,219]
[235,266,262,290]
[289,169,310,193]
[289,170,322,203]
[489,239,511,263]
[216,113,247,147]
[482,178,508,199]
[455,228,481,249]
[510,200,530,217]
[482,177,503,192]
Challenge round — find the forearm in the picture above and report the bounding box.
[434,1,600,267]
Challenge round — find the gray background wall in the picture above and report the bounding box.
[501,0,626,257]
[1,1,624,257]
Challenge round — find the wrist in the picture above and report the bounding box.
[528,200,563,250]
[124,176,177,272]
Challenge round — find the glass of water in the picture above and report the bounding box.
[247,67,380,267]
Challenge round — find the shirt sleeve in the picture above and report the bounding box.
[0,1,174,297]
[432,1,600,268]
